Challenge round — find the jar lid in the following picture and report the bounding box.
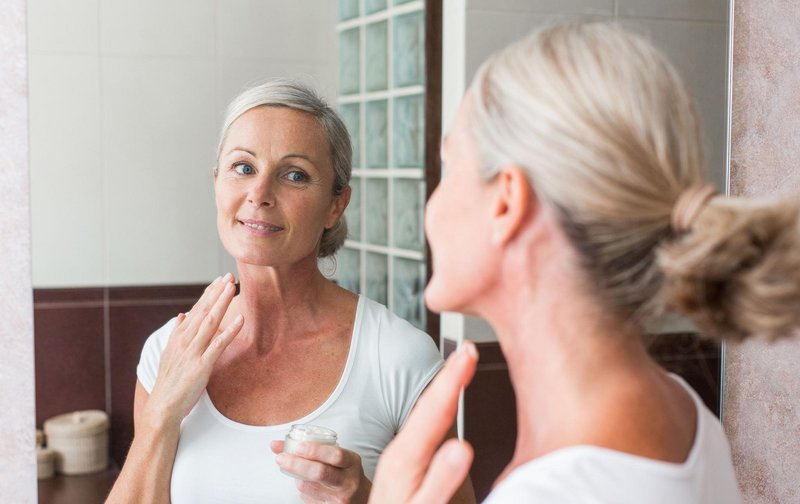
[37,447,55,462]
[44,410,109,437]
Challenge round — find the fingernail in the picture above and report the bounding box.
[223,272,232,282]
[463,340,478,360]
[234,314,244,325]
[447,443,466,466]
[276,453,287,465]
[224,282,233,293]
[213,275,222,284]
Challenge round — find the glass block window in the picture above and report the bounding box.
[336,0,427,330]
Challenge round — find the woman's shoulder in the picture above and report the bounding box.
[357,296,439,358]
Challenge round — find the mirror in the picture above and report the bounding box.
[28,0,731,499]
[439,1,731,499]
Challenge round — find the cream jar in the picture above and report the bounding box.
[281,424,338,478]
[43,410,109,475]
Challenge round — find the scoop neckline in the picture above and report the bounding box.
[510,373,706,477]
[201,294,364,432]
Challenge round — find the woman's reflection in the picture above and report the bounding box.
[106,80,474,504]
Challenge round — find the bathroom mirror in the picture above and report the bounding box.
[28,0,732,495]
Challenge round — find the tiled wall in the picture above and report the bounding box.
[27,0,337,288]
[34,285,204,466]
[0,0,37,500]
[724,0,800,502]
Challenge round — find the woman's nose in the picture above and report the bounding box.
[246,176,275,207]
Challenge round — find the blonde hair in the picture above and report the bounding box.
[470,21,800,341]
[216,79,351,258]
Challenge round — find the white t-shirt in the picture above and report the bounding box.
[483,376,742,504]
[137,295,443,504]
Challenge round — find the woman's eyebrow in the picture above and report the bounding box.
[282,153,312,162]
[226,147,257,157]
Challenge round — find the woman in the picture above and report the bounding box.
[370,21,800,503]
[107,80,474,503]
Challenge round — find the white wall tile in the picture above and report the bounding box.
[102,56,219,285]
[464,9,612,82]
[467,0,613,15]
[617,0,729,22]
[216,0,336,61]
[216,58,337,119]
[28,53,105,287]
[100,0,215,57]
[622,18,729,189]
[27,0,98,54]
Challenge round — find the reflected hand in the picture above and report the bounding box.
[368,342,478,504]
[272,440,372,504]
[144,274,244,427]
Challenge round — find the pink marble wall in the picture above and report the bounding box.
[725,0,800,502]
[0,0,37,501]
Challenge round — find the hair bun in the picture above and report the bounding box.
[658,198,800,341]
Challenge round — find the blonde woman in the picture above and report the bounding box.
[370,21,800,503]
[107,81,475,503]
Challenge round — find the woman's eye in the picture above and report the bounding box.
[286,170,308,183]
[234,163,255,175]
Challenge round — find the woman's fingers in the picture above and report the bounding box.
[276,453,343,486]
[411,439,473,504]
[192,280,237,350]
[291,443,355,469]
[180,275,228,337]
[201,314,243,365]
[397,341,478,464]
[368,342,478,504]
[270,440,284,455]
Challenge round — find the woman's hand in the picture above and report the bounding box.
[143,274,244,428]
[272,441,372,503]
[368,341,479,504]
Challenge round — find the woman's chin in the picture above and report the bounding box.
[423,280,459,314]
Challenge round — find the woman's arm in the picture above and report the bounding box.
[106,275,243,503]
[105,382,180,504]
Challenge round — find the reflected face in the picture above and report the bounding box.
[215,106,348,268]
[424,95,499,314]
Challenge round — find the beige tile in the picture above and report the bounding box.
[216,0,336,61]
[28,53,105,287]
[617,0,729,23]
[27,0,99,54]
[102,56,219,285]
[100,0,215,57]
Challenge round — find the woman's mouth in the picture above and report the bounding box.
[238,219,284,234]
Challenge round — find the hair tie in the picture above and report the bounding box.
[671,184,718,233]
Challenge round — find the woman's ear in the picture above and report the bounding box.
[326,186,352,229]
[490,165,537,246]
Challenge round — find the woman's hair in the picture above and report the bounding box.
[470,21,800,341]
[216,79,352,258]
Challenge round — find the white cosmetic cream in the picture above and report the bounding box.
[281,424,338,478]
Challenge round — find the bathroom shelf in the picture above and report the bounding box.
[38,463,120,504]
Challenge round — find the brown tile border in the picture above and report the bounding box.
[34,283,207,466]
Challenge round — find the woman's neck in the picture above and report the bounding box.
[479,251,656,480]
[229,259,338,354]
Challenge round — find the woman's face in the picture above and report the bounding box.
[424,96,500,314]
[215,106,349,268]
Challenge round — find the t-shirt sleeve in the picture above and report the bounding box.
[377,310,444,433]
[136,317,178,394]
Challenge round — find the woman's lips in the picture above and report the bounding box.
[237,218,284,235]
